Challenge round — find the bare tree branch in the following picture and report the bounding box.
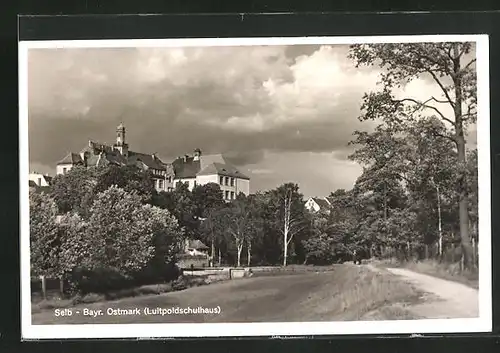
[424,69,456,108]
[463,58,476,72]
[397,97,455,126]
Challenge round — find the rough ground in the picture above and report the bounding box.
[383,267,479,319]
[32,265,417,325]
[31,264,477,325]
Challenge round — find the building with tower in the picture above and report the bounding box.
[55,123,250,199]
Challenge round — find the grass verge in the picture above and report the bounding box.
[323,265,422,321]
[31,275,223,314]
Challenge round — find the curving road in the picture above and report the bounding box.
[384,267,479,319]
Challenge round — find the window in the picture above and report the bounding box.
[159,179,164,190]
[62,167,67,174]
[230,178,235,187]
[37,177,42,186]
[167,176,171,183]
[219,176,224,184]
[194,181,197,187]
[225,191,230,200]
[231,191,235,199]
[225,177,229,186]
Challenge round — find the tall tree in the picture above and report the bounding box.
[50,166,98,217]
[349,42,477,269]
[95,165,156,204]
[269,183,307,266]
[29,192,60,278]
[152,183,199,239]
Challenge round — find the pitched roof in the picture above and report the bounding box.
[29,180,37,187]
[312,197,331,209]
[186,239,209,250]
[198,162,250,180]
[57,152,83,165]
[172,156,201,178]
[128,151,167,170]
[79,141,168,171]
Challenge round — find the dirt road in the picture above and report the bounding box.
[384,267,479,319]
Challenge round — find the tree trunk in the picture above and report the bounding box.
[453,43,473,270]
[218,248,221,266]
[436,185,443,259]
[237,244,242,267]
[472,237,477,269]
[59,277,64,297]
[40,275,46,300]
[283,236,288,266]
[247,242,252,267]
[211,239,215,267]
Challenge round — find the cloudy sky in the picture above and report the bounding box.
[27,42,477,198]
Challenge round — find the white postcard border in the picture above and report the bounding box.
[19,34,492,339]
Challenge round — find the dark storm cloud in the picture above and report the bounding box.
[27,41,476,196]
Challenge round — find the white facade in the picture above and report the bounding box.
[196,174,249,200]
[29,172,52,187]
[173,174,249,200]
[305,198,321,212]
[56,164,73,176]
[174,177,197,191]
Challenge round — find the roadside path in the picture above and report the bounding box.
[383,267,479,319]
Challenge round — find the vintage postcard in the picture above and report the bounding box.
[19,34,491,339]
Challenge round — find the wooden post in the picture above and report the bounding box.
[472,237,477,269]
[40,275,46,300]
[59,277,64,297]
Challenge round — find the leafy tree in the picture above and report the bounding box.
[199,206,228,267]
[29,192,60,278]
[349,42,477,269]
[95,165,156,203]
[50,166,98,217]
[152,183,199,239]
[268,183,308,266]
[192,182,225,219]
[217,195,256,267]
[79,186,180,291]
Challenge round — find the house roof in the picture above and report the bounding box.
[198,162,250,180]
[28,180,37,187]
[57,152,83,165]
[311,197,331,209]
[128,151,167,170]
[74,141,169,171]
[186,239,209,250]
[172,153,249,180]
[173,156,201,179]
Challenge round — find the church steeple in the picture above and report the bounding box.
[114,123,128,157]
[116,122,126,145]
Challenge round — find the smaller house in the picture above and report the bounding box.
[305,197,332,213]
[29,172,53,187]
[184,239,210,257]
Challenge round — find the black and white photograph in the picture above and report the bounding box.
[19,35,491,339]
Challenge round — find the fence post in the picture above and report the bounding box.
[472,237,477,269]
[40,275,46,300]
[59,277,64,297]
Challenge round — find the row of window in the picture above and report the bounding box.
[219,176,235,187]
[154,176,237,191]
[225,190,235,200]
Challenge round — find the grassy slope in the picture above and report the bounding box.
[32,264,421,325]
